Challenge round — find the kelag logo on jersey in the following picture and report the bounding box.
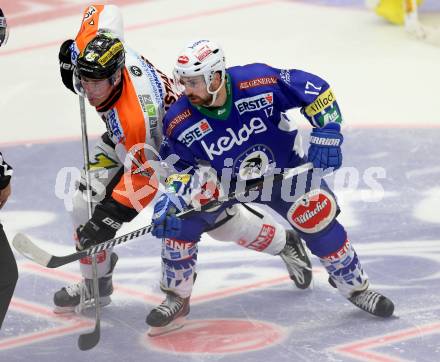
[235,93,273,115]
[201,117,267,160]
[177,119,212,146]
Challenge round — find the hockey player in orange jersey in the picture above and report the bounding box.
[54,4,180,312]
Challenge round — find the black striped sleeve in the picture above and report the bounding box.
[0,152,13,189]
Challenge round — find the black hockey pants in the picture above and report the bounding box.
[0,223,18,328]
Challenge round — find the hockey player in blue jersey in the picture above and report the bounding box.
[146,39,394,335]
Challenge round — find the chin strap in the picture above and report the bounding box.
[205,74,226,107]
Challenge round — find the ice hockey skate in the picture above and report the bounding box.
[348,288,394,318]
[53,252,118,314]
[279,230,313,289]
[146,290,190,337]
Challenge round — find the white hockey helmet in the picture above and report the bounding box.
[173,40,226,104]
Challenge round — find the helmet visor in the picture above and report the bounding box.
[74,67,114,101]
[174,73,207,93]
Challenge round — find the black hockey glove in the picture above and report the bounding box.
[0,175,11,190]
[59,39,76,94]
[76,198,138,250]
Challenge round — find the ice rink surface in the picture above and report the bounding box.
[0,0,439,361]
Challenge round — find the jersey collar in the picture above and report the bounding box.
[194,74,232,120]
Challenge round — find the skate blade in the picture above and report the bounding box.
[53,296,111,315]
[147,317,186,337]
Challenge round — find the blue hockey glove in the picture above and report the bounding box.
[151,192,204,242]
[307,122,344,170]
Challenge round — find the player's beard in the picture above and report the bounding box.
[188,93,213,107]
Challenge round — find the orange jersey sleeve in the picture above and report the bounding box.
[75,4,105,54]
[110,68,159,211]
[72,4,124,63]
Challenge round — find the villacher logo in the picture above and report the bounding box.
[287,189,337,233]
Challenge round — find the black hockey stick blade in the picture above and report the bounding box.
[78,320,100,350]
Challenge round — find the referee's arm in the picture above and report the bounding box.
[0,152,13,209]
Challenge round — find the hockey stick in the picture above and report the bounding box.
[76,95,101,351]
[13,162,315,269]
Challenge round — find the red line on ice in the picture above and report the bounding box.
[1,297,93,350]
[0,0,275,56]
[333,322,440,362]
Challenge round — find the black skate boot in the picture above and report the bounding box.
[348,289,394,318]
[53,252,118,313]
[279,230,313,289]
[146,290,190,337]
